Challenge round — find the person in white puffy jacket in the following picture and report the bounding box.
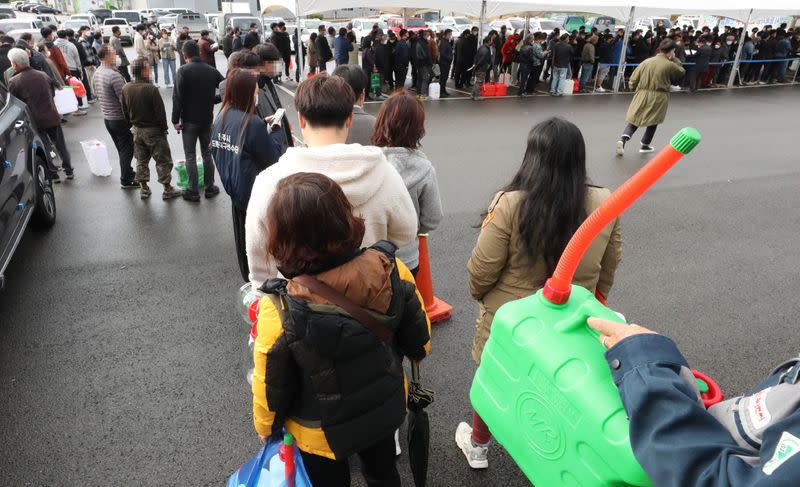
[245,75,418,287]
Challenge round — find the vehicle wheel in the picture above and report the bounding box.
[31,154,56,229]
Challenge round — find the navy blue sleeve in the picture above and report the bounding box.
[247,118,281,171]
[610,334,800,486]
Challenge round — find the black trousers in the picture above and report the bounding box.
[43,125,72,171]
[232,202,249,282]
[622,123,657,146]
[70,69,83,107]
[104,119,135,183]
[181,123,214,192]
[282,53,291,77]
[439,62,451,94]
[394,64,408,89]
[118,65,131,82]
[300,435,400,487]
[689,69,705,92]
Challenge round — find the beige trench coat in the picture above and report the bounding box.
[467,188,622,364]
[625,53,685,128]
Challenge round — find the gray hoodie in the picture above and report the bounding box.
[381,147,443,270]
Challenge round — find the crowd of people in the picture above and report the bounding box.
[2,15,800,486]
[293,20,800,100]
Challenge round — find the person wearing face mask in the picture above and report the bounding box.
[704,37,724,87]
[716,34,737,85]
[688,35,711,93]
[211,68,284,282]
[253,43,293,151]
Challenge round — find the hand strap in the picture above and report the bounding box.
[293,275,394,346]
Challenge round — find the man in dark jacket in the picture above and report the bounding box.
[7,47,71,179]
[220,27,233,57]
[375,33,393,91]
[689,35,711,92]
[172,40,224,202]
[438,29,454,97]
[244,22,260,50]
[198,30,218,67]
[270,22,292,79]
[549,34,573,95]
[252,43,293,150]
[471,36,493,100]
[394,29,410,89]
[315,24,332,72]
[415,30,433,97]
[121,58,182,200]
[0,36,14,84]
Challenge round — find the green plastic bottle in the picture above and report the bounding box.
[469,128,701,487]
[470,286,651,486]
[174,158,204,190]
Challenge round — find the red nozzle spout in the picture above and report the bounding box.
[543,128,701,304]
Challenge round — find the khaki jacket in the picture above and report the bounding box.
[625,53,685,127]
[467,187,622,363]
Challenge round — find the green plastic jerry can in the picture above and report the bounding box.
[174,158,204,190]
[470,285,651,486]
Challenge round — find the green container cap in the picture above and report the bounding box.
[695,377,709,394]
[283,433,294,446]
[670,127,701,154]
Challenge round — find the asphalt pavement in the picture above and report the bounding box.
[1,50,799,485]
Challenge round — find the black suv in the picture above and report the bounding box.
[0,93,57,289]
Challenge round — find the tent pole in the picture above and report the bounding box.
[523,14,529,38]
[613,6,635,93]
[402,8,407,29]
[727,8,752,88]
[478,0,486,42]
[295,0,304,81]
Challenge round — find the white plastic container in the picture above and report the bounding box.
[54,87,78,114]
[561,78,576,95]
[80,140,112,177]
[428,82,440,99]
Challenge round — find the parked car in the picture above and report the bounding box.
[170,13,212,42]
[551,14,585,33]
[35,13,58,27]
[226,16,262,39]
[0,6,16,19]
[440,15,472,35]
[634,16,672,32]
[297,18,322,44]
[88,8,112,22]
[13,2,26,10]
[351,18,386,46]
[157,13,178,31]
[0,19,44,41]
[0,93,57,289]
[31,3,59,14]
[69,14,99,29]
[385,16,427,35]
[18,3,38,12]
[100,18,132,44]
[113,10,142,25]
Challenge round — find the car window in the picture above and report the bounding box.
[0,22,30,31]
[539,21,561,30]
[509,20,525,30]
[104,19,126,25]
[407,18,425,27]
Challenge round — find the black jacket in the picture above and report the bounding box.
[270,30,291,58]
[438,39,453,65]
[315,34,332,64]
[260,242,430,459]
[172,58,224,126]
[597,41,613,64]
[375,42,392,71]
[691,44,712,72]
[473,44,492,71]
[243,30,260,50]
[552,41,573,68]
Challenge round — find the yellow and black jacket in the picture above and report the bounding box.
[252,241,431,460]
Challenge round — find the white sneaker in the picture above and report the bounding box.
[394,429,401,456]
[615,139,625,156]
[670,85,681,92]
[596,86,606,92]
[455,422,489,469]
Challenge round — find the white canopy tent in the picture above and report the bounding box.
[274,0,799,89]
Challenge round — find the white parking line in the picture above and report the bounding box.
[275,83,296,98]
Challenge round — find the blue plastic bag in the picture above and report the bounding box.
[227,436,313,487]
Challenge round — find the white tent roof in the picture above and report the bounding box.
[274,0,800,22]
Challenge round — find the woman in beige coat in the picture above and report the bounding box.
[455,117,622,470]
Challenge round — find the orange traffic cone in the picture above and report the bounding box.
[416,234,452,323]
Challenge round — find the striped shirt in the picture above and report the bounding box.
[92,64,126,120]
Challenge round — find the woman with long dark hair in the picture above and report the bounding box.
[455,117,622,469]
[210,68,283,282]
[251,172,430,486]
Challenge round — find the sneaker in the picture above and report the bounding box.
[51,173,61,184]
[73,110,88,117]
[615,139,626,156]
[639,144,655,153]
[162,185,183,200]
[139,182,152,199]
[470,95,483,101]
[182,190,201,202]
[394,429,401,456]
[670,85,682,92]
[204,185,220,199]
[596,86,607,93]
[88,98,97,104]
[455,422,489,469]
[65,170,74,180]
[121,179,138,189]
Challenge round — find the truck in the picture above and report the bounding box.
[219,1,253,37]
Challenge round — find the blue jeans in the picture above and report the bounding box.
[580,62,594,89]
[162,58,176,85]
[550,67,568,94]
